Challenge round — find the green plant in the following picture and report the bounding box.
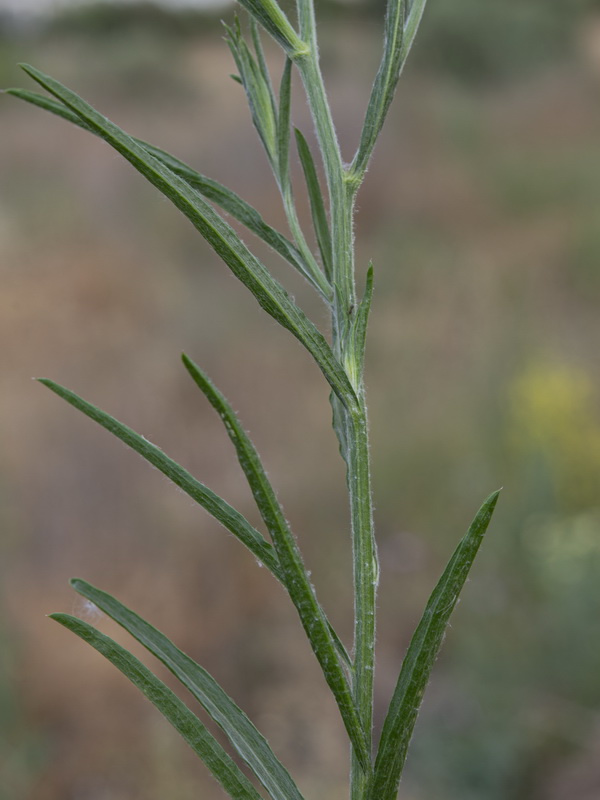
[4,1,500,798]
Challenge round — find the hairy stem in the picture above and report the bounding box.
[345,400,377,800]
[294,4,378,795]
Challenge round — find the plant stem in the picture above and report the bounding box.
[345,399,377,800]
[294,5,378,796]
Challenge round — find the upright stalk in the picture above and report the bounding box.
[8,5,507,800]
[294,4,378,796]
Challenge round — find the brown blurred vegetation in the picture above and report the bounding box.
[2,2,600,798]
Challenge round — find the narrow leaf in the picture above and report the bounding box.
[369,490,501,800]
[5,87,94,130]
[50,614,264,800]
[70,580,305,800]
[403,0,429,67]
[346,264,374,390]
[329,390,349,468]
[354,264,374,370]
[277,58,292,188]
[5,88,314,284]
[353,0,428,178]
[181,354,351,669]
[182,353,351,669]
[294,128,332,280]
[182,356,367,763]
[250,18,277,121]
[327,620,353,672]
[38,378,282,580]
[234,0,307,57]
[181,352,296,552]
[225,18,278,165]
[19,66,356,406]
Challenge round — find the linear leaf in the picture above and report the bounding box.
[181,354,351,670]
[225,17,278,165]
[70,580,305,800]
[329,390,349,469]
[20,66,356,407]
[166,166,310,282]
[294,128,332,280]
[250,18,277,119]
[354,264,374,371]
[234,0,307,57]
[50,614,263,800]
[5,88,314,285]
[182,356,367,763]
[346,264,374,391]
[369,490,501,800]
[352,0,428,179]
[5,87,93,129]
[277,58,292,188]
[182,353,351,668]
[327,620,353,672]
[38,378,283,580]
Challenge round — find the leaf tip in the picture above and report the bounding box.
[181,353,196,375]
[483,488,502,516]
[293,126,307,148]
[18,63,36,77]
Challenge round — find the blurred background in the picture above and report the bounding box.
[2,0,600,798]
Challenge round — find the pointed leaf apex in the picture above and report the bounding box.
[19,63,39,79]
[486,488,502,507]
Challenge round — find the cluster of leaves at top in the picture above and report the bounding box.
[5,0,499,798]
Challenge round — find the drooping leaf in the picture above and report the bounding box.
[294,128,332,280]
[353,0,428,178]
[5,88,316,286]
[51,613,264,800]
[181,356,368,765]
[369,490,501,800]
[70,580,305,800]
[19,66,356,407]
[38,378,282,580]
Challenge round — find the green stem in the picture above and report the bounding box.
[293,4,378,796]
[292,3,354,313]
[346,399,377,800]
